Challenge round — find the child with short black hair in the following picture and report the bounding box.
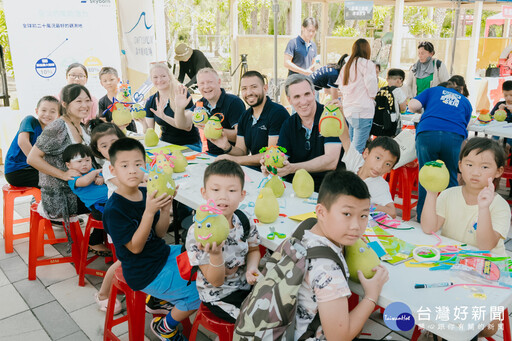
[5,96,60,188]
[295,170,388,340]
[490,80,512,123]
[386,68,407,114]
[186,159,261,323]
[63,143,107,220]
[340,119,400,217]
[103,137,199,341]
[421,137,510,256]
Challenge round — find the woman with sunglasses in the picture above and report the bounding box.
[404,41,450,99]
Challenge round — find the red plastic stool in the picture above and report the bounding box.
[388,160,419,221]
[28,202,83,280]
[2,184,41,253]
[78,216,113,286]
[189,303,235,341]
[410,309,511,341]
[501,165,512,204]
[104,267,191,341]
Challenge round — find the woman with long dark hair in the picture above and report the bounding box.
[336,39,378,153]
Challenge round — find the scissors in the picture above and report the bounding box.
[267,226,286,240]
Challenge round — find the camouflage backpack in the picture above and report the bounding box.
[234,218,347,341]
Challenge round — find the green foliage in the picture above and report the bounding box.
[404,6,437,37]
[332,26,359,37]
[372,6,391,29]
[0,9,13,77]
[238,0,256,32]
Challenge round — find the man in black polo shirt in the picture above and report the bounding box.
[211,70,289,168]
[284,17,318,76]
[174,67,245,155]
[263,74,342,190]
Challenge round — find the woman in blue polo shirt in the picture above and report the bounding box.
[145,63,201,151]
[408,75,472,221]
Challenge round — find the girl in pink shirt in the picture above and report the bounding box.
[336,39,378,153]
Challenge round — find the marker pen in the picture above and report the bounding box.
[414,282,453,289]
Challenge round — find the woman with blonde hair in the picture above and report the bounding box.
[144,62,201,151]
[335,38,378,153]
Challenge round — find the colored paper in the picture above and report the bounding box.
[288,212,317,221]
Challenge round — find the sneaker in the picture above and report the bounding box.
[150,317,187,341]
[146,295,174,314]
[94,292,122,315]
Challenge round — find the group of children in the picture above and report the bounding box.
[3,60,511,340]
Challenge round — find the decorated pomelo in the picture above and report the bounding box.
[345,239,381,283]
[171,150,188,173]
[254,187,279,224]
[260,146,287,174]
[193,200,230,247]
[149,151,175,175]
[319,104,345,137]
[419,160,450,193]
[192,101,209,125]
[477,109,492,124]
[118,81,132,102]
[111,101,133,126]
[292,169,314,198]
[204,114,223,140]
[131,103,146,120]
[264,175,285,198]
[145,164,176,197]
[494,109,507,122]
[144,128,159,147]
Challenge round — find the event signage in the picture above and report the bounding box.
[344,1,374,21]
[3,0,122,112]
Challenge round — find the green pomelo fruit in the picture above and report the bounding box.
[319,105,345,137]
[132,104,146,120]
[254,187,279,224]
[204,116,223,140]
[419,160,450,193]
[345,239,381,283]
[144,128,159,147]
[292,169,314,198]
[264,175,285,198]
[172,150,188,173]
[112,103,133,126]
[263,146,286,168]
[194,208,230,247]
[494,109,507,122]
[147,170,175,197]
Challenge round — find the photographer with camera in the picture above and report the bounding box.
[174,43,213,89]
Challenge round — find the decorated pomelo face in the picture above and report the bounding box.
[118,81,132,102]
[418,160,450,193]
[194,200,230,247]
[149,151,175,175]
[477,109,492,124]
[145,164,176,197]
[204,114,223,140]
[494,109,507,122]
[345,239,381,283]
[319,104,344,137]
[192,102,209,125]
[260,146,287,174]
[112,101,133,126]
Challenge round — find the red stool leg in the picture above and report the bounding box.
[410,325,422,341]
[78,218,93,286]
[503,309,511,341]
[3,190,15,253]
[401,168,412,221]
[28,206,41,280]
[127,291,147,341]
[104,277,125,341]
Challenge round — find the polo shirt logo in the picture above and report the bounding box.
[259,125,267,131]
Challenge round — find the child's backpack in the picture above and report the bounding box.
[234,217,347,341]
[371,85,400,137]
[176,209,251,285]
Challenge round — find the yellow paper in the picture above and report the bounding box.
[146,144,188,156]
[404,259,435,268]
[288,212,317,221]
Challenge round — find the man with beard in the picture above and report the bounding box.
[211,71,289,168]
[175,67,245,155]
[262,74,342,191]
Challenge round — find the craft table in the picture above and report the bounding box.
[350,221,512,341]
[467,119,508,134]
[483,122,512,139]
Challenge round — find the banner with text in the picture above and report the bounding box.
[4,0,122,112]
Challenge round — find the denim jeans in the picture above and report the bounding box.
[415,131,464,221]
[185,141,202,152]
[347,116,373,154]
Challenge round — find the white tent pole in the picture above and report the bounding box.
[466,0,483,101]
[450,0,461,75]
[153,0,167,62]
[391,0,404,68]
[291,0,301,36]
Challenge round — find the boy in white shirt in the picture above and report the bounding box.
[386,68,407,114]
[340,120,400,217]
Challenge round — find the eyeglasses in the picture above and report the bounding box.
[68,74,86,80]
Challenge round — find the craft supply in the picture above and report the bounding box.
[363,234,394,238]
[444,283,510,291]
[412,246,441,262]
[267,226,286,240]
[414,282,453,289]
[367,241,387,258]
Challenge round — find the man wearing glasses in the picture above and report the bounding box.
[265,74,342,190]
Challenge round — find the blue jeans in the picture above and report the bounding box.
[415,131,464,222]
[347,116,373,154]
[185,141,202,152]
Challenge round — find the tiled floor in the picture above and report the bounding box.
[0,172,511,340]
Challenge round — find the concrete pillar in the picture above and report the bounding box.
[153,0,167,62]
[391,0,404,68]
[466,1,482,94]
[291,0,301,36]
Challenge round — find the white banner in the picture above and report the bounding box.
[4,0,122,112]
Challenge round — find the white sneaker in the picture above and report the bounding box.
[94,292,122,315]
